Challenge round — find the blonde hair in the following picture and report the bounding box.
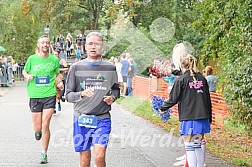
[181,54,198,82]
[172,43,187,70]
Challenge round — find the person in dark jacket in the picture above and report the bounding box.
[160,54,212,167]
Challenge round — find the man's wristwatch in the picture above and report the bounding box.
[80,91,84,98]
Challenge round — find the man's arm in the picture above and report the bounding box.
[22,70,33,82]
[56,73,64,90]
[65,65,83,103]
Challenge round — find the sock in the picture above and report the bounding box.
[194,140,204,167]
[42,150,47,154]
[201,139,206,164]
[185,142,196,167]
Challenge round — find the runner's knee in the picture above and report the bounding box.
[80,153,91,166]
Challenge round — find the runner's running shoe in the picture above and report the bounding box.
[40,153,48,164]
[35,131,42,141]
[58,102,61,111]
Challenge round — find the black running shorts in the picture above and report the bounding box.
[29,96,56,112]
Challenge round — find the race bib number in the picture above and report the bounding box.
[78,114,98,128]
[35,76,50,86]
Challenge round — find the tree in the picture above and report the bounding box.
[78,0,105,30]
[192,0,252,131]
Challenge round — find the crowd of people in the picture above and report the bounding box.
[0,55,25,86]
[108,52,137,97]
[52,33,87,61]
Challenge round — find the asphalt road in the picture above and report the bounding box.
[0,81,235,167]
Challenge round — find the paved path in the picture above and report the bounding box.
[0,81,235,167]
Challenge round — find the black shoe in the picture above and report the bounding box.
[35,131,42,141]
[61,96,65,102]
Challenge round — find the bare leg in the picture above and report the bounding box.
[80,150,91,167]
[94,144,107,167]
[41,108,54,151]
[32,112,42,133]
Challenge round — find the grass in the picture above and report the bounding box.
[232,158,250,167]
[117,96,180,134]
[116,96,252,167]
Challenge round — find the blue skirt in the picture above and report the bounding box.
[180,118,211,136]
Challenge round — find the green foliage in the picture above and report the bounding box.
[102,0,197,76]
[136,0,197,40]
[0,1,40,62]
[232,158,250,167]
[222,56,252,132]
[224,119,246,132]
[192,0,252,131]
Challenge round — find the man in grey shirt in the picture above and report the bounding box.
[65,32,120,167]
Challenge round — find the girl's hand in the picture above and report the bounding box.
[159,110,166,115]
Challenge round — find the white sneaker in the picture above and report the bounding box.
[173,159,186,167]
[176,154,186,161]
[203,164,207,167]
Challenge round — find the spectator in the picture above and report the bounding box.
[114,57,123,93]
[75,46,82,61]
[120,53,130,96]
[127,58,135,96]
[203,66,217,92]
[160,55,212,167]
[18,60,25,81]
[59,34,65,49]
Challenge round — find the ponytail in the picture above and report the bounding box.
[181,54,198,82]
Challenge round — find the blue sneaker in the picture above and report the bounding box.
[58,103,61,111]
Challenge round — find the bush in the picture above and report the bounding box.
[223,56,252,132]
[192,0,252,132]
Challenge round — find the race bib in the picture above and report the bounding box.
[78,114,98,128]
[35,76,50,86]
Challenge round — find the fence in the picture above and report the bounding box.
[13,66,25,81]
[0,66,14,87]
[132,76,229,126]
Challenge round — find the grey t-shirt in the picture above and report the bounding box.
[206,75,217,92]
[65,59,120,119]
